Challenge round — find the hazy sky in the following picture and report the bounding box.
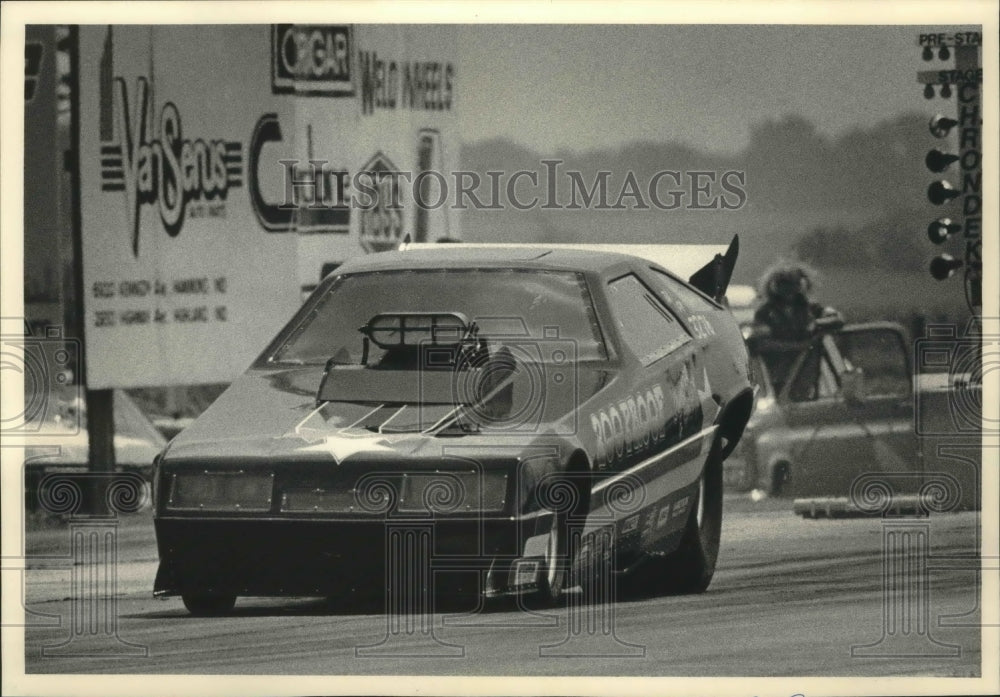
[457,24,980,153]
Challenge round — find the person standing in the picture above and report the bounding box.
[749,261,842,393]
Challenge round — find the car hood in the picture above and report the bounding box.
[164,363,612,462]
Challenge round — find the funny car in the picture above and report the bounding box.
[152,239,754,614]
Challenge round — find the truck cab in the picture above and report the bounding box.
[727,321,979,511]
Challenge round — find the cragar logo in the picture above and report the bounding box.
[271,25,353,96]
[100,77,244,257]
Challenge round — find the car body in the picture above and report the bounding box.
[152,242,754,614]
[724,321,979,512]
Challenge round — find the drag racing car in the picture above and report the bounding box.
[152,239,754,615]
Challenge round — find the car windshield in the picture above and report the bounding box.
[269,268,607,364]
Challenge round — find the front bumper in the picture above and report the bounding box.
[153,513,553,598]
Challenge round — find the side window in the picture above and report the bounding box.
[834,329,910,397]
[647,267,719,314]
[606,274,691,364]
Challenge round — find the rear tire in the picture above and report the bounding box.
[658,438,724,594]
[182,593,237,616]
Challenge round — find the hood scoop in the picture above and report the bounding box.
[315,347,520,435]
[316,366,470,405]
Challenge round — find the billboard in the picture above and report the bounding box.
[78,25,459,388]
[270,24,460,289]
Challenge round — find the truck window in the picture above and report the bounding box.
[834,329,910,397]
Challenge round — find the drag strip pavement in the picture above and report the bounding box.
[23,506,981,676]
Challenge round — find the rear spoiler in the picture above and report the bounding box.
[398,235,739,299]
[688,235,739,302]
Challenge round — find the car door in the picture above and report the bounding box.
[599,272,700,560]
[779,326,918,497]
[831,325,919,488]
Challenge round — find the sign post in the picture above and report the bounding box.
[63,25,116,513]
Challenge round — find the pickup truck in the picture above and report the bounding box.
[724,321,981,514]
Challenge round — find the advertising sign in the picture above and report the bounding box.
[271,24,354,96]
[271,24,460,288]
[79,26,300,388]
[78,25,459,388]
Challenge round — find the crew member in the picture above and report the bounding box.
[749,261,842,392]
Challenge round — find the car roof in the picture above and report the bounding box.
[331,247,647,275]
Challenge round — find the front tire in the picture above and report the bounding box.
[523,511,568,607]
[539,511,568,602]
[527,470,589,606]
[182,593,237,616]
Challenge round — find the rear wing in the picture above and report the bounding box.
[398,235,739,300]
[687,235,739,302]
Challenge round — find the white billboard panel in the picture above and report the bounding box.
[78,25,459,388]
[279,24,461,289]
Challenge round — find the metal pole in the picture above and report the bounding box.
[67,25,116,515]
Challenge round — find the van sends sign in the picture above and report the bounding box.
[100,77,244,257]
[77,25,457,389]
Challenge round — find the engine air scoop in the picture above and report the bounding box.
[316,367,470,405]
[360,312,471,349]
[316,311,516,411]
